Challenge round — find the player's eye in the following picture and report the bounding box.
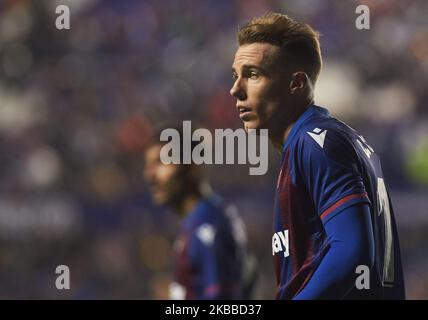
[232,73,238,81]
[249,71,259,79]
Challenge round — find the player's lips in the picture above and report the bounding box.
[237,106,253,120]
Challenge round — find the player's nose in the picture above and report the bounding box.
[230,78,246,100]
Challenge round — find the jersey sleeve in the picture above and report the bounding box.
[293,203,375,299]
[296,128,371,223]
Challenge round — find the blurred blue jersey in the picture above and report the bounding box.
[170,195,255,300]
[273,105,405,299]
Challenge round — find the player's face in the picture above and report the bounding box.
[143,144,184,206]
[230,43,291,132]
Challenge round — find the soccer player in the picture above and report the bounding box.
[230,12,405,299]
[143,127,258,300]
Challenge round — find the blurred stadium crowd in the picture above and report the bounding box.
[0,0,427,299]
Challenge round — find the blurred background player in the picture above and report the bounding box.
[143,126,258,299]
[230,12,405,299]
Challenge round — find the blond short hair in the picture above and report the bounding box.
[238,12,322,83]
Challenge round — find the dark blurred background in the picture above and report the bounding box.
[0,0,427,299]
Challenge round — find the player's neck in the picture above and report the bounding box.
[270,113,299,153]
[176,189,206,218]
[271,100,314,152]
[273,125,294,152]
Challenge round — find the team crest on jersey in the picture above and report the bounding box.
[272,229,289,257]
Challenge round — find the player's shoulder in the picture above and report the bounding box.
[187,196,233,247]
[187,195,228,229]
[291,111,362,166]
[292,106,357,146]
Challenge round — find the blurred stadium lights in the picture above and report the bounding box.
[314,60,361,120]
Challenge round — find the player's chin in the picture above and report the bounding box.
[152,191,168,206]
[243,119,263,132]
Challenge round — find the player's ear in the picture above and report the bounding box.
[289,71,309,94]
